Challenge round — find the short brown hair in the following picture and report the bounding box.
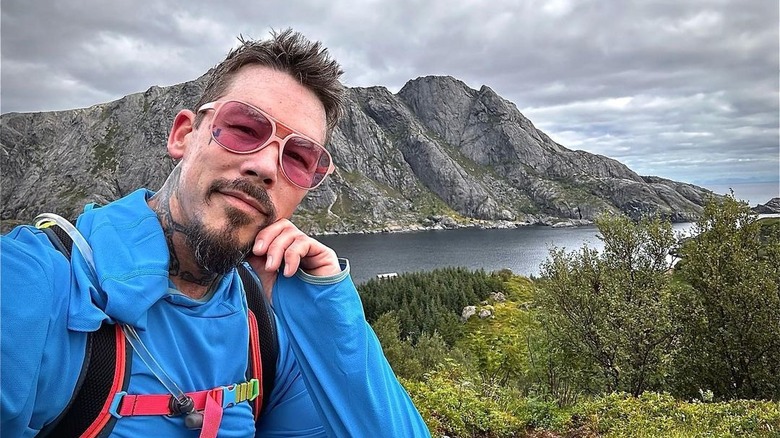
[194,28,345,139]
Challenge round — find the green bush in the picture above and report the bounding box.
[575,392,780,437]
[674,195,780,400]
[402,362,525,437]
[366,257,780,436]
[372,311,451,380]
[535,214,684,397]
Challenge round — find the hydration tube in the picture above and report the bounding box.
[34,213,195,413]
[122,324,193,412]
[35,213,99,284]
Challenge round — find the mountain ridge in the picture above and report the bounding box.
[0,73,719,234]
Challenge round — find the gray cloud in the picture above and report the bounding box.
[1,0,777,202]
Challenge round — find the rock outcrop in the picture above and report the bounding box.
[752,197,780,214]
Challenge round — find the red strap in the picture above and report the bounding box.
[117,390,214,416]
[247,309,263,420]
[81,325,128,438]
[116,390,224,438]
[200,389,224,438]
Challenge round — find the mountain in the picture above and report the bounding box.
[752,198,780,214]
[0,74,719,234]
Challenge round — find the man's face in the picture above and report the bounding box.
[167,65,328,270]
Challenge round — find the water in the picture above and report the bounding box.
[319,223,695,284]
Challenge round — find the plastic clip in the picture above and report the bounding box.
[221,384,237,408]
[247,378,260,402]
[109,391,127,419]
[169,394,196,416]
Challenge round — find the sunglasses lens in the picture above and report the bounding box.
[212,102,273,152]
[281,137,331,189]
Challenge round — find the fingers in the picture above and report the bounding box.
[251,219,340,277]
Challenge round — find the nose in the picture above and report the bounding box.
[239,140,281,188]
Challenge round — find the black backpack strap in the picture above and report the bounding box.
[39,325,130,438]
[36,222,132,438]
[237,264,278,417]
[41,226,73,260]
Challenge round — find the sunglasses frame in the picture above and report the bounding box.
[197,100,335,190]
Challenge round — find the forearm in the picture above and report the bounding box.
[272,261,430,438]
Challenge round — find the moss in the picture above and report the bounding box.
[409,190,456,218]
[59,185,88,206]
[329,191,358,217]
[91,123,120,173]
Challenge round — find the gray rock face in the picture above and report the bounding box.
[752,197,780,214]
[1,74,720,233]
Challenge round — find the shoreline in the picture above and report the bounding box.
[313,216,596,236]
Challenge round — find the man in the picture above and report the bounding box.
[1,29,430,437]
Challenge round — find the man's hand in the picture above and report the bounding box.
[247,219,341,295]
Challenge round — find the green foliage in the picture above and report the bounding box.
[367,266,780,436]
[757,217,780,243]
[458,294,533,391]
[575,392,780,437]
[372,312,451,380]
[359,267,507,345]
[535,214,684,396]
[497,269,535,302]
[402,362,526,437]
[673,195,780,400]
[406,371,780,438]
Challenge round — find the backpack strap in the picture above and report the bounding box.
[36,224,132,438]
[237,264,278,419]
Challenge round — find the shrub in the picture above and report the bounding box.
[535,214,684,397]
[403,362,526,437]
[575,392,780,437]
[674,195,780,400]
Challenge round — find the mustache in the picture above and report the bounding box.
[207,178,277,223]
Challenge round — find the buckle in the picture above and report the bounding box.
[219,379,260,408]
[108,391,127,419]
[222,384,237,408]
[248,378,260,401]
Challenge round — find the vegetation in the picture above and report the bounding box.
[361,267,505,345]
[358,194,780,436]
[537,214,684,397]
[673,198,780,401]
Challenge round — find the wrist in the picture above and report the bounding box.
[303,263,342,277]
[296,258,351,285]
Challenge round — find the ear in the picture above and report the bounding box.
[167,110,197,160]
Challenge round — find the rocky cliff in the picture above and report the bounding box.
[752,198,780,214]
[1,74,719,233]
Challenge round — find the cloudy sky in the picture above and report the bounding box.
[2,0,778,203]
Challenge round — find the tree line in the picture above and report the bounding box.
[358,195,780,436]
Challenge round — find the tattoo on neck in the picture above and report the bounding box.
[152,182,217,287]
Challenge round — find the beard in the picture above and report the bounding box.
[182,178,277,275]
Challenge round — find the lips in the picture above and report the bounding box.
[205,178,277,225]
[220,190,267,216]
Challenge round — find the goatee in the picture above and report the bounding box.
[183,178,277,275]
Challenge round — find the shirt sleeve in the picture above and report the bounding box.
[271,259,431,437]
[1,229,79,437]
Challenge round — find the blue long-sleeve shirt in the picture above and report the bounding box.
[1,188,430,437]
